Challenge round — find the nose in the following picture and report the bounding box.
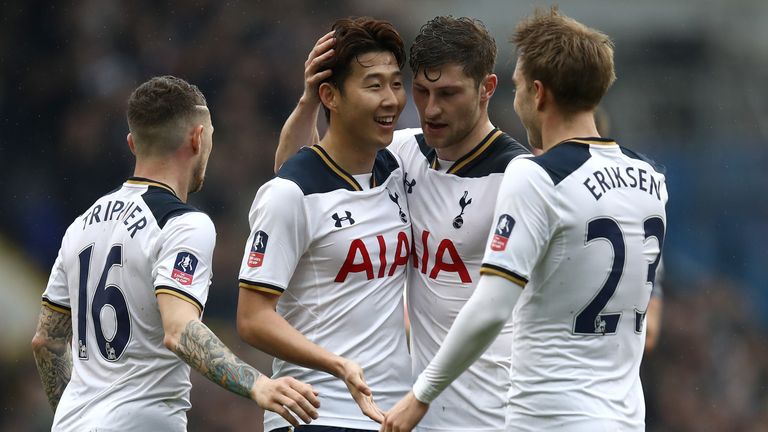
[424,95,441,119]
[381,85,398,108]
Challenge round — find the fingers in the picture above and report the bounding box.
[273,403,300,427]
[276,392,315,425]
[304,32,335,78]
[307,31,335,61]
[256,376,320,426]
[356,394,385,424]
[348,371,372,396]
[288,377,321,408]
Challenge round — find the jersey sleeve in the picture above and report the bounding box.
[238,178,309,296]
[153,212,216,314]
[480,158,556,286]
[42,246,71,314]
[387,128,422,158]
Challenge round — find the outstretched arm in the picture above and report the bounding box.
[381,274,522,431]
[274,31,335,172]
[157,293,320,427]
[237,287,383,423]
[32,305,73,411]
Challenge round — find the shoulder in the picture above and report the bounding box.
[392,128,422,142]
[529,142,593,185]
[276,147,355,195]
[390,128,430,159]
[620,146,666,174]
[250,177,305,217]
[454,130,530,177]
[373,147,402,185]
[141,186,202,229]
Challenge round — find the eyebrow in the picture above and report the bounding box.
[413,82,463,91]
[362,71,403,80]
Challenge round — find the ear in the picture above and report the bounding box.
[189,125,204,154]
[533,79,546,111]
[319,82,339,113]
[127,133,137,156]
[480,74,498,101]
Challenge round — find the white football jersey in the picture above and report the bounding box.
[481,139,667,431]
[390,128,529,431]
[42,178,214,432]
[238,146,412,431]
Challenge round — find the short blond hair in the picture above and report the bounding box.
[511,7,616,111]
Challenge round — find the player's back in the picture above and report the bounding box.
[483,139,667,431]
[43,178,213,432]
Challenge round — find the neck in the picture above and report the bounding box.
[133,158,190,202]
[319,127,379,175]
[435,114,495,161]
[541,109,600,152]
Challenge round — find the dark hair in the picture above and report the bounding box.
[127,75,207,155]
[511,7,616,111]
[409,16,497,86]
[319,17,405,122]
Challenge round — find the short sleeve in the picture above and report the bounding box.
[153,212,215,314]
[238,178,309,296]
[387,128,423,158]
[42,246,71,314]
[480,158,556,286]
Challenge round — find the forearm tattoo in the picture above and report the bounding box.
[174,320,260,399]
[33,307,73,411]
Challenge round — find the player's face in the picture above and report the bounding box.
[190,110,213,194]
[335,50,405,150]
[512,60,542,150]
[412,63,485,156]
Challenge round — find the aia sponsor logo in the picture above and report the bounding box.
[172,252,198,285]
[334,231,410,282]
[248,230,269,268]
[491,214,514,251]
[414,230,471,283]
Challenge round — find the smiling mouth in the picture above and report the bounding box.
[376,116,395,126]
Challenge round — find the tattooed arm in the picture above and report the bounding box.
[156,293,319,427]
[31,305,73,411]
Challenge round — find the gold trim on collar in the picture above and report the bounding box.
[567,138,617,147]
[309,146,363,191]
[448,129,503,175]
[126,179,177,195]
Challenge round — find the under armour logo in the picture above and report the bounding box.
[452,191,472,229]
[388,190,408,223]
[403,173,416,194]
[332,211,355,227]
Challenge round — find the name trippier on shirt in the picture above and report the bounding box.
[80,199,148,237]
[582,165,663,201]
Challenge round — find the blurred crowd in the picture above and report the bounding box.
[1,1,766,431]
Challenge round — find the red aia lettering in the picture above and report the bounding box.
[414,230,471,283]
[335,232,410,282]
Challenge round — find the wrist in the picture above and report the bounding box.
[298,94,321,108]
[409,390,430,407]
[327,355,347,378]
[250,373,268,401]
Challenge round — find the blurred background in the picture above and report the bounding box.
[1,0,766,430]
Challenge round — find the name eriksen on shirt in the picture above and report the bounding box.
[582,166,663,201]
